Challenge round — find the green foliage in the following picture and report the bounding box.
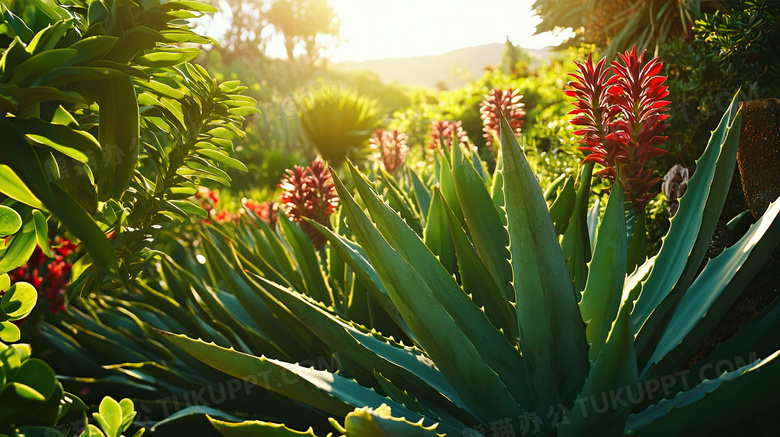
[80,397,144,437]
[51,92,780,436]
[0,341,85,436]
[0,1,255,434]
[299,85,381,166]
[692,0,780,99]
[533,0,726,59]
[0,276,36,342]
[0,0,257,301]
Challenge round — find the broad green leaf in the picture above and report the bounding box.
[560,292,637,437]
[422,188,456,275]
[0,205,22,236]
[68,36,119,64]
[0,122,118,274]
[562,162,594,295]
[245,273,471,421]
[196,149,248,172]
[134,49,199,68]
[438,190,516,340]
[0,165,45,209]
[25,20,69,55]
[159,332,450,431]
[544,173,568,203]
[168,199,207,219]
[10,358,56,400]
[490,156,507,227]
[32,209,54,258]
[277,213,331,306]
[0,213,37,273]
[341,404,445,437]
[306,219,409,335]
[96,396,123,435]
[377,168,423,236]
[625,350,780,436]
[0,320,21,342]
[579,187,628,362]
[335,170,524,423]
[436,154,465,230]
[12,117,101,164]
[0,282,38,320]
[134,78,185,100]
[548,174,576,234]
[163,1,220,13]
[208,416,321,437]
[641,198,780,380]
[408,168,431,220]
[450,140,513,303]
[0,6,34,41]
[11,49,78,86]
[500,115,589,416]
[626,210,647,274]
[632,94,743,365]
[206,127,238,140]
[586,197,601,249]
[348,162,532,411]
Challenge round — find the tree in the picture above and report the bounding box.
[265,0,340,68]
[200,0,272,64]
[532,0,726,59]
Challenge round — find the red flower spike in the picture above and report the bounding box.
[243,199,279,229]
[480,88,525,153]
[428,120,471,153]
[370,129,410,175]
[278,158,339,249]
[566,46,671,211]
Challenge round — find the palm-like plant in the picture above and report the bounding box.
[298,86,381,166]
[533,0,727,59]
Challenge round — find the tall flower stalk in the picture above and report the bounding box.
[480,88,525,153]
[278,158,339,249]
[566,46,670,212]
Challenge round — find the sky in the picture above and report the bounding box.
[269,0,572,62]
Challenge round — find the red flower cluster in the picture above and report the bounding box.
[480,88,525,153]
[242,198,278,229]
[428,120,471,152]
[195,187,220,213]
[369,129,410,175]
[9,236,77,314]
[566,46,670,210]
[278,158,339,249]
[195,188,239,224]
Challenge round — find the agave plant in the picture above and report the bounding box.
[140,87,780,437]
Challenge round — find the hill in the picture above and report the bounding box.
[336,43,551,89]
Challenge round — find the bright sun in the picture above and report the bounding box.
[323,0,571,62]
[203,0,573,62]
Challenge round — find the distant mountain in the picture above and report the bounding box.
[336,43,551,89]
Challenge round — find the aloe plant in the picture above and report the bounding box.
[120,88,779,437]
